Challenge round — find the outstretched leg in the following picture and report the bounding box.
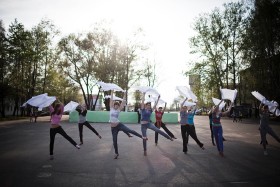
[161,122,175,138]
[267,127,280,143]
[84,121,101,138]
[188,125,204,148]
[118,123,142,139]
[147,123,172,140]
[57,126,78,147]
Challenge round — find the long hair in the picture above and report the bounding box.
[76,108,82,115]
[51,104,62,116]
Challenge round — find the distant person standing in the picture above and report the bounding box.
[249,108,252,118]
[255,107,259,119]
[134,103,141,123]
[232,111,238,123]
[28,105,34,123]
[238,111,243,122]
[34,107,38,123]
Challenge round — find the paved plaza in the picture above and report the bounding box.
[0,115,280,187]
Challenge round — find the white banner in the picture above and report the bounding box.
[104,95,123,101]
[220,88,237,102]
[251,91,278,107]
[97,81,124,92]
[23,93,56,109]
[132,86,159,96]
[212,97,226,111]
[64,101,79,112]
[251,91,265,102]
[182,101,196,107]
[275,109,280,116]
[176,86,197,102]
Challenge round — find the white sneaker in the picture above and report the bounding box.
[264,150,268,156]
[76,145,81,149]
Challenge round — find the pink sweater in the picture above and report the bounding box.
[49,105,64,125]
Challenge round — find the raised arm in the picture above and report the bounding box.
[119,91,127,111]
[208,107,213,115]
[81,108,87,116]
[180,97,188,111]
[191,100,197,113]
[110,90,114,108]
[162,102,167,113]
[141,92,145,109]
[213,100,223,113]
[259,102,264,114]
[49,105,54,113]
[221,101,233,117]
[153,95,160,110]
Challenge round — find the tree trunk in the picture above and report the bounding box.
[93,86,101,111]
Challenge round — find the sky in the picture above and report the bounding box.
[0,0,238,106]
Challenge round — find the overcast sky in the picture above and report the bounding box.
[0,0,239,105]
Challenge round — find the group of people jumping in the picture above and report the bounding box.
[47,90,280,160]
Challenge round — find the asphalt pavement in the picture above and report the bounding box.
[0,115,280,187]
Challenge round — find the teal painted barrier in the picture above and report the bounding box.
[69,111,179,124]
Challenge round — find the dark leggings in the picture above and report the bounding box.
[155,121,175,143]
[79,121,99,143]
[50,126,77,155]
[260,126,280,150]
[210,123,215,144]
[181,125,203,152]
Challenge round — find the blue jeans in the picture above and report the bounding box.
[141,122,171,151]
[212,126,223,152]
[111,123,142,154]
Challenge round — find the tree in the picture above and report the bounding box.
[6,19,32,115]
[0,20,9,117]
[142,59,157,87]
[57,33,96,109]
[241,0,280,103]
[187,2,250,106]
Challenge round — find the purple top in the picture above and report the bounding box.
[49,105,64,125]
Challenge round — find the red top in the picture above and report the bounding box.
[155,110,164,122]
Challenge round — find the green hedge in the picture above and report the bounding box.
[69,111,179,124]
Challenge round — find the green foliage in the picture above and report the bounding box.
[241,0,280,104]
[0,19,153,115]
[187,1,250,106]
